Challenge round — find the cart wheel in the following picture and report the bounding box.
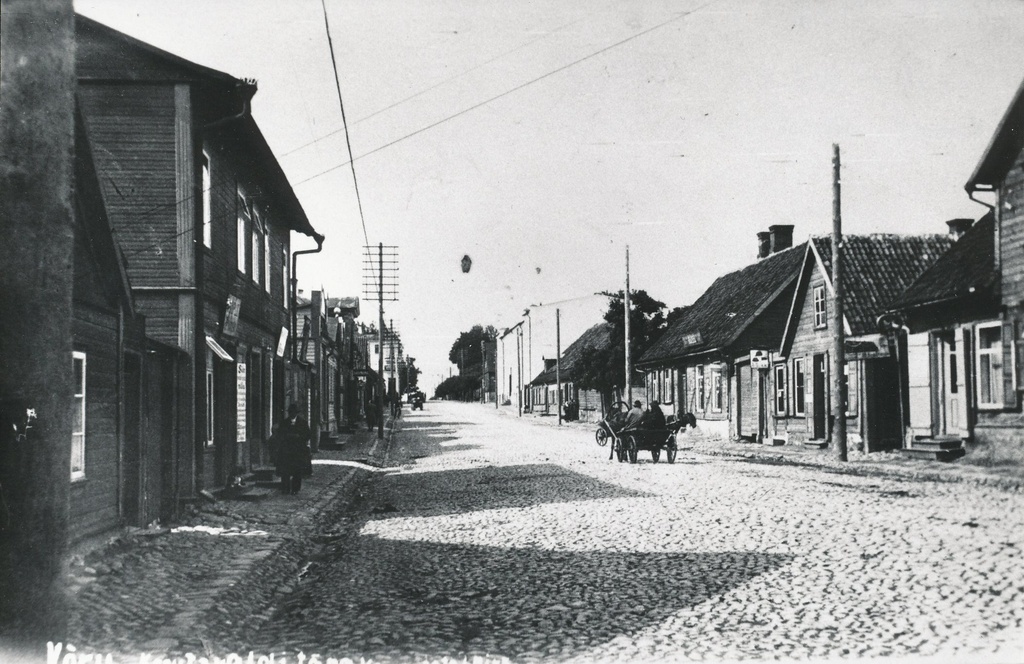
[595,426,609,447]
[667,441,678,464]
[626,436,638,464]
[651,448,660,463]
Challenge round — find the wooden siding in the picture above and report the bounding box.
[1000,150,1024,308]
[70,304,121,542]
[78,84,179,288]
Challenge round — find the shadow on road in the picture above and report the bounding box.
[370,463,652,519]
[257,538,792,661]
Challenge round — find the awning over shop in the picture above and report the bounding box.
[205,335,234,362]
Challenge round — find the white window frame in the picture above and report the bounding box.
[237,191,248,275]
[813,284,827,329]
[205,348,216,447]
[696,365,705,412]
[202,152,212,248]
[71,351,87,481]
[282,246,289,306]
[845,361,858,417]
[264,230,271,293]
[774,364,787,416]
[251,208,263,285]
[976,320,1004,409]
[793,357,806,417]
[711,365,723,412]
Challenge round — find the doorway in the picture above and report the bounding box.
[812,353,827,440]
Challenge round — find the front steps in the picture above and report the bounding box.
[901,437,966,462]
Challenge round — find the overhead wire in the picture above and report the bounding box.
[319,0,379,297]
[293,0,718,189]
[280,11,593,159]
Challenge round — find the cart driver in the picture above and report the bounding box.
[623,400,644,430]
[643,400,667,430]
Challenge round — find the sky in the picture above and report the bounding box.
[76,0,1024,392]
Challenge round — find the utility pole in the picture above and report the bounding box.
[556,308,562,426]
[363,243,397,439]
[624,245,632,403]
[517,326,523,417]
[832,144,848,461]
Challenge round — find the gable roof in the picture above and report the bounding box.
[889,213,998,311]
[531,322,612,386]
[966,75,1024,191]
[74,108,133,313]
[75,15,320,240]
[782,234,954,347]
[639,244,806,365]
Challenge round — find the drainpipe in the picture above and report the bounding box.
[291,234,326,363]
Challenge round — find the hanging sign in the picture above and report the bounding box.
[276,327,289,358]
[223,295,242,337]
[749,349,771,370]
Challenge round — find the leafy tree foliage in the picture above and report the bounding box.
[433,374,477,401]
[399,357,421,394]
[574,290,674,410]
[447,324,498,377]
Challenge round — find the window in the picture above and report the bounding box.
[251,209,263,285]
[774,364,787,415]
[949,335,958,395]
[205,348,215,447]
[793,358,806,416]
[264,232,271,293]
[711,365,723,412]
[237,192,249,274]
[202,152,212,248]
[677,370,686,409]
[71,352,86,480]
[282,246,289,306]
[696,365,705,411]
[976,322,1003,408]
[659,369,674,404]
[813,285,827,329]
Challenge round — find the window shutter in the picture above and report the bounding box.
[1004,318,1019,409]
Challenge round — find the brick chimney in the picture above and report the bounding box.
[945,218,973,239]
[757,232,771,259]
[769,225,794,254]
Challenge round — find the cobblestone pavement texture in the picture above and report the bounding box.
[25,403,1024,664]
[212,403,1022,664]
[29,418,400,664]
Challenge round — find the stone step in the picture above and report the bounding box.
[803,440,828,449]
[251,466,277,482]
[909,438,964,451]
[900,447,966,462]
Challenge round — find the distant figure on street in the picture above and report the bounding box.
[642,400,667,430]
[623,400,644,430]
[274,403,312,495]
[365,400,377,431]
[390,390,402,418]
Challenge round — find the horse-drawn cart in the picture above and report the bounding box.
[595,401,684,464]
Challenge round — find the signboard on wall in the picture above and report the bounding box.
[223,295,242,337]
[236,361,247,442]
[276,327,289,358]
[749,349,770,370]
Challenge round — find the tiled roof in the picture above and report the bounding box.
[640,244,806,365]
[890,214,997,310]
[531,322,612,386]
[811,234,954,335]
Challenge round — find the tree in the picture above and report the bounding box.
[447,324,497,377]
[575,290,672,412]
[399,356,421,394]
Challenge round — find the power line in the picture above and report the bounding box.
[293,1,717,189]
[280,12,593,159]
[321,0,377,293]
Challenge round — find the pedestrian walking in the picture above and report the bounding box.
[273,403,312,495]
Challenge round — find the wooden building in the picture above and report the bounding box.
[71,112,189,541]
[75,16,322,491]
[775,234,952,450]
[962,76,1024,461]
[638,226,805,440]
[888,215,999,459]
[528,322,611,423]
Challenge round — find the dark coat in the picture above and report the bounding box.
[273,415,312,477]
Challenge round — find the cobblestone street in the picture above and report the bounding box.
[211,402,1023,663]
